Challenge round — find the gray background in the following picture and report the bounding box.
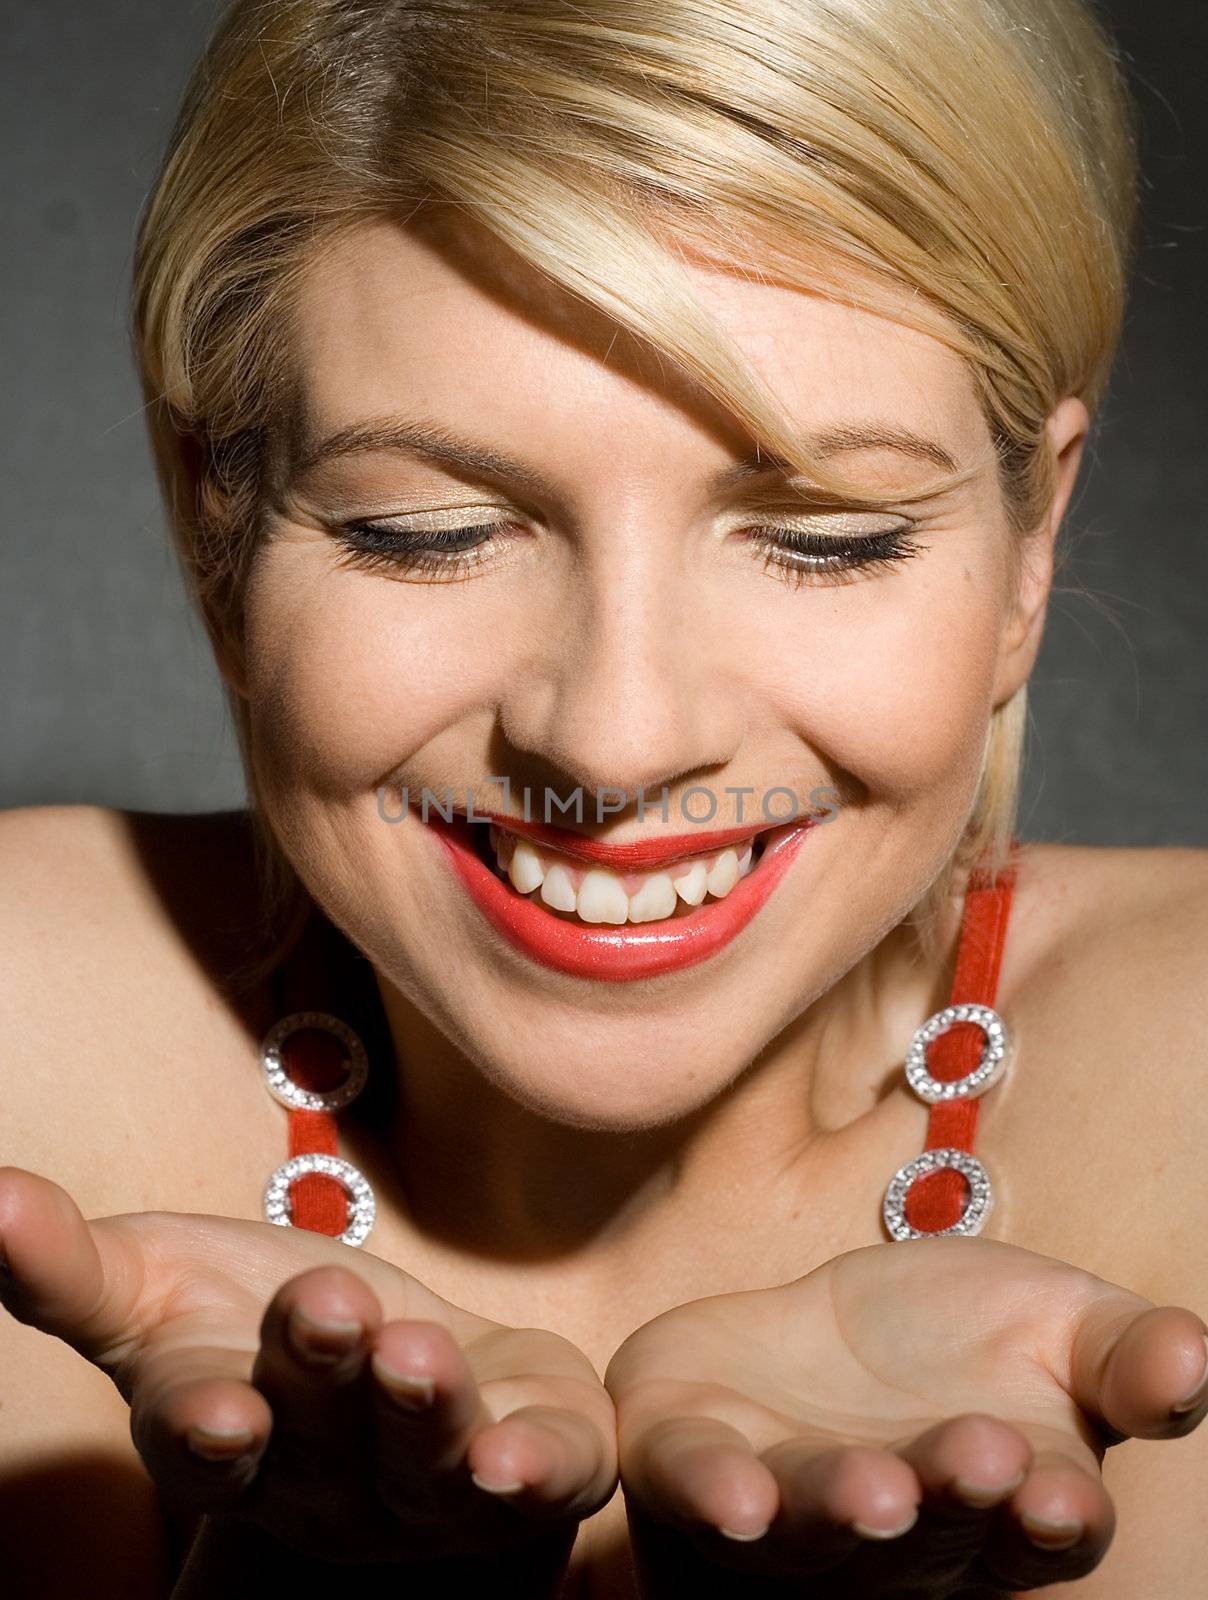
[2,1,1204,842]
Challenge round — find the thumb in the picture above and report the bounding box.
[0,1165,147,1368]
[1067,1289,1208,1445]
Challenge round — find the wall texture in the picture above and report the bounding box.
[2,1,1204,842]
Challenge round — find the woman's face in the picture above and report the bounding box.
[233,210,1073,1131]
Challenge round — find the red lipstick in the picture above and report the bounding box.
[465,809,760,872]
[423,813,813,982]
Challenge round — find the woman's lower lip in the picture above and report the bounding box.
[423,814,814,981]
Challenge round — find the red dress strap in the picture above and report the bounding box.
[270,913,350,1238]
[902,842,1021,1234]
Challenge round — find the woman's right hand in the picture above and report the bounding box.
[0,1165,616,1584]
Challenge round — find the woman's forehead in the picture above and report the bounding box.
[290,214,987,474]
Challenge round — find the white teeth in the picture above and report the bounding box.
[575,869,630,925]
[539,862,578,913]
[488,826,759,925]
[670,859,708,906]
[507,839,544,895]
[626,873,678,924]
[705,848,740,898]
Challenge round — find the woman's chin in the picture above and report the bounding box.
[478,1053,743,1135]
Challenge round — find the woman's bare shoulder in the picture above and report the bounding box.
[0,805,219,1591]
[0,803,277,1205]
[0,800,263,950]
[1010,838,1208,973]
[1014,836,1208,909]
[1009,838,1208,1074]
[1006,840,1208,1299]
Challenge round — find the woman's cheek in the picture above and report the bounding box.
[244,557,517,794]
[763,571,1002,811]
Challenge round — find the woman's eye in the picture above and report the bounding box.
[744,515,925,588]
[328,511,926,587]
[330,519,517,580]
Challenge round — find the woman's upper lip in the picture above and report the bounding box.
[453,808,768,871]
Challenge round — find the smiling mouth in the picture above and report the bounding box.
[424,809,815,981]
[469,818,770,928]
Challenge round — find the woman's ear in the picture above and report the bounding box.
[992,395,1090,706]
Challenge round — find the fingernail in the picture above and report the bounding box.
[717,1522,770,1542]
[1171,1334,1208,1415]
[288,1305,363,1363]
[370,1351,436,1410]
[186,1425,256,1462]
[953,1469,1026,1507]
[471,1471,526,1496]
[1020,1512,1083,1550]
[852,1506,919,1540]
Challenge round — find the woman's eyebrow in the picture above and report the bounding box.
[287,414,962,495]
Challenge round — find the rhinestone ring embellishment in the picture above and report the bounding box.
[264,1153,376,1248]
[904,1003,1010,1104]
[882,1147,994,1241]
[260,1010,370,1112]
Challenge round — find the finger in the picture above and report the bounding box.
[769,1440,919,1542]
[466,1401,614,1520]
[887,1411,1030,1569]
[892,1411,1032,1511]
[471,1352,617,1518]
[622,1415,780,1544]
[1068,1300,1208,1442]
[0,1166,146,1365]
[250,1265,385,1479]
[375,1321,616,1526]
[371,1317,496,1509]
[132,1344,274,1515]
[977,1446,1114,1590]
[754,1439,920,1572]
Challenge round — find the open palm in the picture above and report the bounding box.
[605,1236,1208,1597]
[0,1165,616,1584]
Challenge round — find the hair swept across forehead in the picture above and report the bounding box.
[131,0,1139,979]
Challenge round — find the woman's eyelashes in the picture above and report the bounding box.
[744,522,925,588]
[331,520,509,581]
[327,512,927,588]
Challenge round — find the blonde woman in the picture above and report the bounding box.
[1,1,1205,1596]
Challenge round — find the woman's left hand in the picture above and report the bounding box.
[605,1236,1208,1597]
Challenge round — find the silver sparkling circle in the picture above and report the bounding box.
[260,1011,369,1113]
[882,1147,993,1241]
[904,1003,1010,1105]
[263,1153,376,1248]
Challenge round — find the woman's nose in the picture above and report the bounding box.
[495,548,746,809]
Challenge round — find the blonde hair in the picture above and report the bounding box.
[131,0,1140,986]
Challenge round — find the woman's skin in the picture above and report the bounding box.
[2,204,1208,1596]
